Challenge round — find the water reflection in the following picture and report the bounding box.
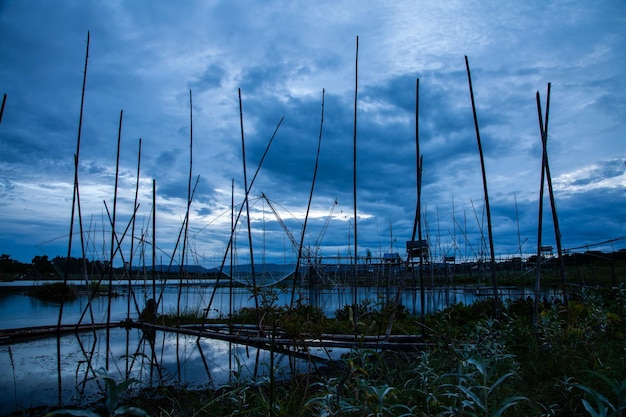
[0,283,558,414]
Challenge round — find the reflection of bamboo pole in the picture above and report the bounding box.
[292,89,325,306]
[464,56,499,315]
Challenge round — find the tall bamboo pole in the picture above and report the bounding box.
[538,84,567,301]
[352,36,359,322]
[464,56,499,315]
[128,138,142,318]
[126,138,142,378]
[238,88,259,313]
[291,89,325,306]
[58,31,90,329]
[534,91,547,329]
[152,179,156,300]
[178,90,194,322]
[202,117,283,321]
[105,109,123,370]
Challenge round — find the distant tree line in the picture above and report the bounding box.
[0,254,109,279]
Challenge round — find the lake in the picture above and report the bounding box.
[0,282,553,415]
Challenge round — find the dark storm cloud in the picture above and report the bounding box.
[0,0,624,265]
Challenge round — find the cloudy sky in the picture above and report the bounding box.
[1,1,625,269]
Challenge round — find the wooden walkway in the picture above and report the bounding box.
[127,321,431,356]
[0,322,116,345]
[0,321,431,360]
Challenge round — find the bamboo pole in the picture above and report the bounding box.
[126,138,142,378]
[534,91,547,329]
[238,88,260,313]
[0,93,6,125]
[105,109,123,370]
[75,203,139,327]
[538,84,567,302]
[291,89,325,306]
[534,84,567,327]
[352,36,359,324]
[464,56,499,315]
[128,138,142,318]
[58,31,90,329]
[416,80,426,335]
[152,179,156,300]
[202,117,283,320]
[178,90,194,322]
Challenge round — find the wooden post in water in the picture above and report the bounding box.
[464,56,499,315]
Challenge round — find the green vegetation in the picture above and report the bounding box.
[44,369,148,417]
[27,282,77,301]
[59,284,625,416]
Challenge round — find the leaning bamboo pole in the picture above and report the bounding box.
[537,84,567,302]
[0,93,6,125]
[201,117,283,321]
[291,88,325,306]
[58,31,90,330]
[534,93,547,329]
[464,56,499,315]
[535,84,567,328]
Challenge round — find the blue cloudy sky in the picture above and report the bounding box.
[1,1,625,268]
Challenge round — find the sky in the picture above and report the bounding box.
[0,1,625,269]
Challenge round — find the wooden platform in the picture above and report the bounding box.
[0,320,431,361]
[0,322,116,345]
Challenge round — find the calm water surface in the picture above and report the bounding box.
[0,282,554,414]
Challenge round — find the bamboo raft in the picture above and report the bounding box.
[0,322,115,345]
[0,320,431,358]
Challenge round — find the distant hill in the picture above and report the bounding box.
[129,265,218,273]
